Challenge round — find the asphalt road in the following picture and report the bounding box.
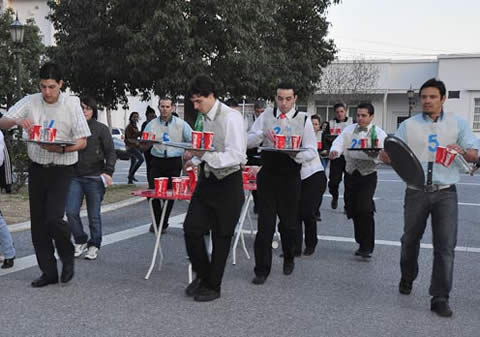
[1,163,480,337]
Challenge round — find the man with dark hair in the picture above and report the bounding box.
[247,82,317,284]
[183,75,246,302]
[329,103,387,258]
[328,102,353,210]
[380,78,479,317]
[144,97,192,234]
[141,105,157,184]
[0,62,91,287]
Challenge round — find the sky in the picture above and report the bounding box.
[326,0,480,60]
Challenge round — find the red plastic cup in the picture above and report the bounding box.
[435,146,447,164]
[203,131,214,150]
[172,177,183,196]
[330,128,335,134]
[360,138,368,148]
[30,125,41,141]
[317,141,323,150]
[47,128,57,142]
[373,139,379,148]
[151,134,156,140]
[192,131,203,149]
[181,176,190,194]
[291,135,302,149]
[154,177,168,194]
[142,132,149,140]
[436,146,457,167]
[274,134,286,149]
[335,128,341,135]
[242,171,249,184]
[186,166,197,191]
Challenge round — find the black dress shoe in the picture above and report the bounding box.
[399,279,413,295]
[331,198,338,209]
[252,275,267,285]
[31,275,59,288]
[185,277,202,297]
[354,249,372,258]
[194,287,221,302]
[293,251,302,257]
[132,176,138,182]
[61,262,74,283]
[149,224,156,233]
[1,257,15,269]
[303,247,315,256]
[431,298,453,317]
[283,260,295,275]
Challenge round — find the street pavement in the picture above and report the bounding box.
[1,162,480,337]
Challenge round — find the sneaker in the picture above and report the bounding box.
[84,246,98,260]
[74,243,88,258]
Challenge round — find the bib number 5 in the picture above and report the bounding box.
[428,134,439,152]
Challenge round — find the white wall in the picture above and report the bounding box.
[8,0,54,46]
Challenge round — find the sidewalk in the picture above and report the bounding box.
[8,196,144,233]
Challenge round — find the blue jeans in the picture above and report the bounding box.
[0,211,15,258]
[400,186,458,298]
[127,148,144,178]
[66,177,105,248]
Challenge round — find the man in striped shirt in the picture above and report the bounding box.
[0,63,91,287]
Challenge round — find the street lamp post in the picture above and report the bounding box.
[407,86,415,118]
[10,13,25,103]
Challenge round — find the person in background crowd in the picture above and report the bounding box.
[327,103,353,210]
[319,120,330,169]
[0,62,91,287]
[141,106,157,184]
[310,114,326,221]
[330,103,387,259]
[125,111,144,184]
[0,130,15,269]
[380,78,479,318]
[65,96,116,260]
[143,97,192,234]
[183,75,246,302]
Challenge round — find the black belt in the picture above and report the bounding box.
[32,162,72,168]
[152,156,182,160]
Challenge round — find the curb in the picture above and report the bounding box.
[9,196,145,233]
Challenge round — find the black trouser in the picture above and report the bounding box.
[344,170,377,253]
[28,163,74,278]
[328,155,346,199]
[144,148,153,184]
[295,171,327,253]
[254,169,301,277]
[183,170,244,292]
[148,157,182,229]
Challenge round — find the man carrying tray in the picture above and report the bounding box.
[142,96,192,234]
[0,62,90,287]
[182,75,246,302]
[247,82,317,284]
[329,103,387,258]
[380,78,478,317]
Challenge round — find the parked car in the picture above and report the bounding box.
[113,137,130,161]
[111,127,125,140]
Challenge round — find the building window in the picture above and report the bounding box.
[474,98,480,131]
[448,91,460,99]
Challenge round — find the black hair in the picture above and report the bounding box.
[80,96,98,120]
[333,103,346,112]
[311,115,321,123]
[254,99,266,110]
[145,106,156,116]
[39,62,63,82]
[420,78,446,98]
[188,75,216,98]
[357,102,375,115]
[276,82,296,96]
[225,98,239,108]
[129,111,139,123]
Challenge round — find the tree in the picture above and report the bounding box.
[0,8,45,110]
[317,58,380,106]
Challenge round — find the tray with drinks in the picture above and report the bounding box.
[162,141,215,152]
[348,147,383,152]
[22,139,76,146]
[259,146,307,153]
[138,139,163,145]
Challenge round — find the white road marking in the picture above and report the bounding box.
[2,212,480,276]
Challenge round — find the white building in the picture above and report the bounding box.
[4,1,480,135]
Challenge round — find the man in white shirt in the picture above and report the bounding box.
[183,75,246,302]
[247,82,317,284]
[0,63,91,287]
[329,103,387,258]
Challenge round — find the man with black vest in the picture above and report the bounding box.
[143,97,192,233]
[183,75,246,302]
[247,82,317,285]
[327,103,353,209]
